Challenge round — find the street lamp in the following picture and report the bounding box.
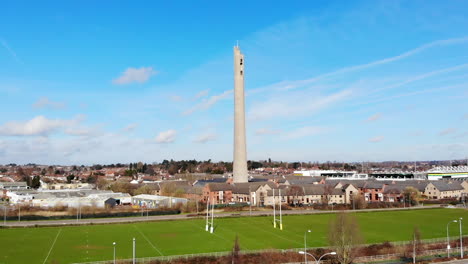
[460,217,464,258]
[113,242,116,264]
[447,220,458,258]
[299,251,336,264]
[304,230,311,264]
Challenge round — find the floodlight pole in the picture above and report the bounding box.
[18,204,20,222]
[132,238,136,264]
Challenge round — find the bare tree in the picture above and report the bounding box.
[403,187,421,206]
[406,226,423,263]
[231,235,240,264]
[352,194,367,209]
[328,212,363,264]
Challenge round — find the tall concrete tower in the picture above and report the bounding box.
[233,45,248,183]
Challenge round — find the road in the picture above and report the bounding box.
[0,205,442,228]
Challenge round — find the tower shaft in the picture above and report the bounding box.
[233,46,248,183]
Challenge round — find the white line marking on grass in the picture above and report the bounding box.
[233,217,302,246]
[186,221,235,246]
[133,225,164,256]
[42,228,62,264]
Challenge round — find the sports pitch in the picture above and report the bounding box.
[0,208,467,264]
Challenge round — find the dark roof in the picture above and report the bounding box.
[248,178,269,182]
[383,185,406,194]
[193,178,228,187]
[302,185,326,195]
[206,183,232,192]
[430,181,463,192]
[231,182,275,194]
[363,181,386,189]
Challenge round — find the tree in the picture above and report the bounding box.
[87,175,97,184]
[110,181,134,195]
[403,187,421,206]
[161,182,177,196]
[231,235,240,264]
[328,212,363,264]
[352,194,367,209]
[134,185,153,195]
[31,176,41,189]
[66,175,75,184]
[407,226,423,263]
[96,178,109,190]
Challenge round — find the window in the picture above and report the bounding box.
[240,70,243,75]
[240,59,243,65]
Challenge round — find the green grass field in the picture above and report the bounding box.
[0,208,467,264]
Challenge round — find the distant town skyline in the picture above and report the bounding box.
[0,0,467,164]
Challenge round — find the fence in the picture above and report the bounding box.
[71,236,468,264]
[355,246,468,263]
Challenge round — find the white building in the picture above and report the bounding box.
[132,194,187,208]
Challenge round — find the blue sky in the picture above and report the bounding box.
[0,0,467,165]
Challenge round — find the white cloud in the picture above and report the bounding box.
[113,67,157,85]
[249,89,351,121]
[369,136,384,143]
[0,38,22,64]
[0,116,81,136]
[283,126,327,140]
[255,128,281,135]
[64,127,99,137]
[194,89,209,99]
[193,133,217,143]
[156,129,177,143]
[33,97,66,110]
[439,128,457,136]
[267,36,468,92]
[365,113,382,122]
[183,90,232,115]
[372,63,468,94]
[123,123,138,132]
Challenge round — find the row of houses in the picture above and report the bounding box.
[3,176,467,209]
[180,177,468,206]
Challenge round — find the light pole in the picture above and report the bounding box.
[304,230,311,264]
[460,217,464,258]
[132,237,136,264]
[299,251,336,264]
[447,220,458,258]
[113,242,116,264]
